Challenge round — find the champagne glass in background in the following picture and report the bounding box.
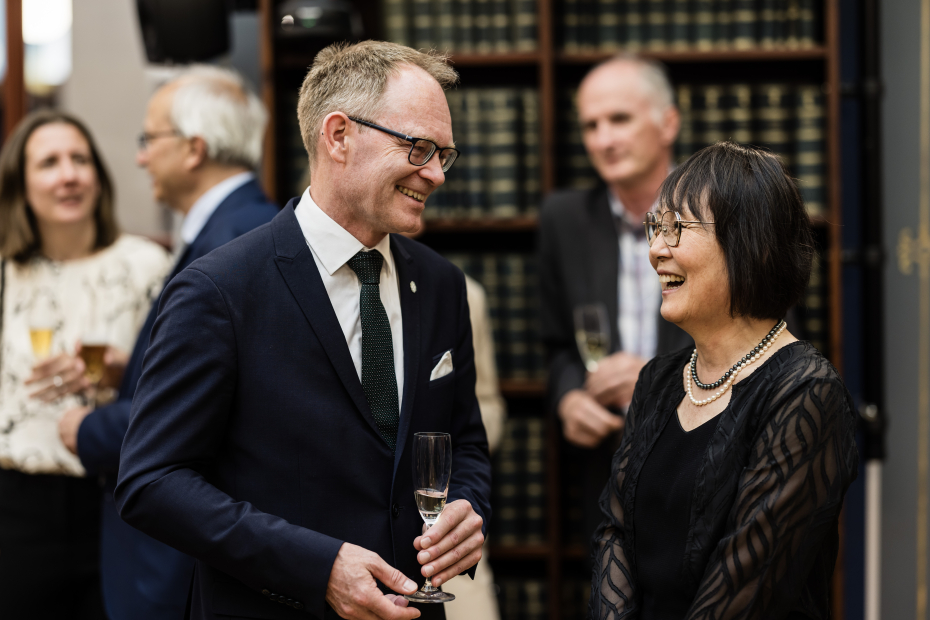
[405,432,455,603]
[28,295,57,359]
[574,304,610,372]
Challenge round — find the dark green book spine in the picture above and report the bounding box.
[412,0,434,48]
[669,0,691,50]
[524,579,548,620]
[578,0,598,51]
[798,0,817,47]
[713,0,733,49]
[562,0,582,51]
[752,83,795,171]
[525,255,546,379]
[624,0,646,50]
[513,0,537,50]
[732,0,756,48]
[693,0,714,49]
[492,418,522,546]
[645,0,669,49]
[562,89,598,189]
[785,0,801,48]
[454,0,475,52]
[596,0,622,51]
[758,0,776,48]
[474,0,493,53]
[520,89,541,215]
[523,417,546,544]
[695,85,726,148]
[726,83,753,144]
[434,0,455,51]
[500,254,528,379]
[383,0,411,45]
[794,84,826,217]
[487,90,520,217]
[803,249,827,353]
[492,0,513,51]
[675,84,696,163]
[463,90,487,217]
[480,254,505,374]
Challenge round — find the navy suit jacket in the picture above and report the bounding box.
[77,178,279,620]
[114,203,492,620]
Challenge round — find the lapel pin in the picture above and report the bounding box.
[410,281,417,293]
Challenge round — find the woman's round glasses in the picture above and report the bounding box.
[348,116,460,172]
[644,211,714,247]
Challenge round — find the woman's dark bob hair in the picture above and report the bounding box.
[658,141,814,321]
[0,109,118,264]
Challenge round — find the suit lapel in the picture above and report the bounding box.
[270,206,378,435]
[587,188,621,352]
[391,236,420,474]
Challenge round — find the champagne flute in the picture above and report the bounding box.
[573,304,610,372]
[29,295,56,359]
[405,432,455,603]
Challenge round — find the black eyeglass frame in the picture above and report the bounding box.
[644,210,715,247]
[348,116,460,172]
[137,130,183,151]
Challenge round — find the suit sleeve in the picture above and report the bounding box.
[76,398,132,474]
[114,268,343,620]
[538,197,587,413]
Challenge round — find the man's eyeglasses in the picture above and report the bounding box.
[348,117,460,172]
[644,210,715,247]
[137,130,182,151]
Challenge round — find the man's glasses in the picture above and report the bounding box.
[348,117,460,172]
[644,210,715,247]
[137,130,182,151]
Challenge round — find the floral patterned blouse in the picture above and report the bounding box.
[0,235,170,477]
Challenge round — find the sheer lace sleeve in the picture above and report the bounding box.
[684,359,858,620]
[589,366,647,619]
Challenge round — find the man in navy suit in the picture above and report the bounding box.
[114,42,491,620]
[57,66,279,620]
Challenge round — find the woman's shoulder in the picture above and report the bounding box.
[765,340,845,389]
[105,234,171,268]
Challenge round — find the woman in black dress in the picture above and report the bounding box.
[589,142,858,620]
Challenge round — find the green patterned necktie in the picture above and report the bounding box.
[346,250,399,452]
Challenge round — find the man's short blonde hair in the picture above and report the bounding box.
[297,40,459,172]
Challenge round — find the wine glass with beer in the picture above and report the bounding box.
[573,304,610,372]
[405,432,455,603]
[79,331,108,409]
[28,295,56,359]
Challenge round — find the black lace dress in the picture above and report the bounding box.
[589,341,859,620]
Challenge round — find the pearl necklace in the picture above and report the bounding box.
[686,319,787,407]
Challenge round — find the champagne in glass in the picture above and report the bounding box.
[80,339,107,409]
[573,304,610,372]
[405,432,455,603]
[29,328,54,359]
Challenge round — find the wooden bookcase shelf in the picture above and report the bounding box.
[258,0,844,617]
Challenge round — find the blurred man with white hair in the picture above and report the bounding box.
[539,55,692,549]
[56,65,279,620]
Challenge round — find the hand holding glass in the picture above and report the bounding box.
[405,432,455,603]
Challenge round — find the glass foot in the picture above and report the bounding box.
[404,587,455,603]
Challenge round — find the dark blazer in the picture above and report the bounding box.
[77,178,279,620]
[114,203,492,620]
[538,185,692,545]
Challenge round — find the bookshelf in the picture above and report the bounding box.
[258,0,844,617]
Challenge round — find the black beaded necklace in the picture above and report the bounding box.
[690,319,786,390]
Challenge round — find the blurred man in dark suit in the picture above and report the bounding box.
[114,41,491,620]
[57,65,279,620]
[539,55,692,545]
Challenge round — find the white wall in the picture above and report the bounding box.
[58,0,163,237]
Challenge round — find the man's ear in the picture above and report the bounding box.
[320,112,350,165]
[183,136,209,171]
[660,106,681,147]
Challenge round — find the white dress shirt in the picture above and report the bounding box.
[608,191,661,360]
[293,188,405,411]
[179,171,255,246]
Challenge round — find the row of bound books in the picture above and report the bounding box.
[490,418,546,546]
[562,0,821,52]
[382,0,537,53]
[444,253,545,381]
[561,577,593,620]
[427,88,541,219]
[559,82,827,216]
[802,247,826,353]
[498,578,548,620]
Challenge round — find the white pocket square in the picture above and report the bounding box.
[430,350,454,381]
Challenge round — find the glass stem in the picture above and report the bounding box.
[421,523,437,592]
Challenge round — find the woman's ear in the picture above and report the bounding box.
[319,112,350,165]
